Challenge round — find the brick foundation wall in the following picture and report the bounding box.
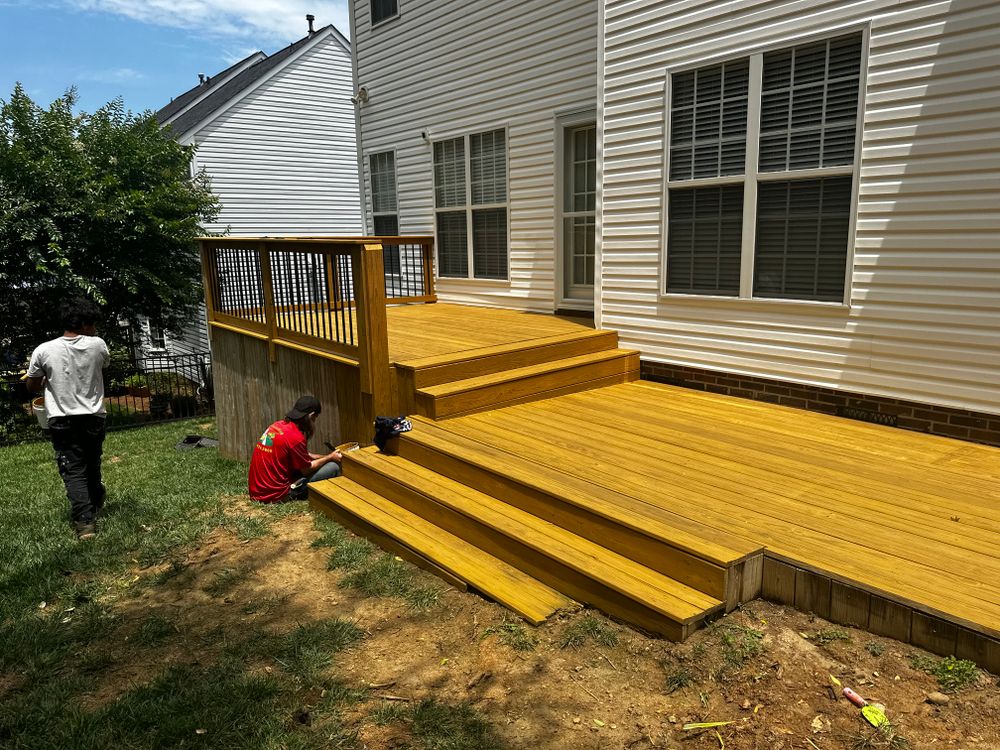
[640,360,1000,448]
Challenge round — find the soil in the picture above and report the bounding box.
[111,499,1000,749]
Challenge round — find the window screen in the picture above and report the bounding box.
[753,176,852,301]
[373,214,401,276]
[369,152,397,214]
[437,211,468,278]
[666,186,744,296]
[670,60,749,180]
[433,137,466,208]
[759,33,862,171]
[371,0,397,25]
[472,208,507,280]
[471,129,507,205]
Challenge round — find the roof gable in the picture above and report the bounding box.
[161,25,351,140]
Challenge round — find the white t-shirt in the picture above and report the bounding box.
[27,335,110,420]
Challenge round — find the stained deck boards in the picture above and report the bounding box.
[423,381,1000,640]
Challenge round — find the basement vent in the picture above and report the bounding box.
[837,405,897,427]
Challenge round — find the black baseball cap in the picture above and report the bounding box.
[286,395,321,420]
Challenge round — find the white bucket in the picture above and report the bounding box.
[32,397,47,428]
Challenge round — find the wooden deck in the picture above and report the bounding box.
[312,377,1000,669]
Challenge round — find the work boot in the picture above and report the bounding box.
[73,521,97,540]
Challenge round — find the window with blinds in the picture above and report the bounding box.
[759,34,862,172]
[371,0,397,25]
[370,151,401,276]
[433,129,509,280]
[753,176,852,301]
[669,60,749,181]
[664,31,863,303]
[667,186,744,296]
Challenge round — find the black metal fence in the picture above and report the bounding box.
[0,351,214,447]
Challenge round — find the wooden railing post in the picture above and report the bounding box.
[199,242,217,324]
[353,242,392,438]
[422,239,437,302]
[258,242,277,362]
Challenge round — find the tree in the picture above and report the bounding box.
[0,85,220,364]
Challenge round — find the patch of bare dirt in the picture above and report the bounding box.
[90,501,1000,748]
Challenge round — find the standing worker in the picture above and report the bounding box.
[25,298,110,540]
[249,395,342,503]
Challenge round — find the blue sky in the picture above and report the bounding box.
[0,0,350,115]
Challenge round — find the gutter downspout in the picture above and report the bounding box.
[348,10,368,234]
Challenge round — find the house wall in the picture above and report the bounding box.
[190,34,362,236]
[351,0,598,312]
[601,0,1000,416]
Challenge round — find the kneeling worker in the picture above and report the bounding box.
[249,396,342,503]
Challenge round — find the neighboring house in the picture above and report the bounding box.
[350,0,1000,441]
[140,19,362,358]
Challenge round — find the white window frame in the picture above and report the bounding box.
[368,148,399,235]
[370,0,400,29]
[660,23,870,308]
[147,320,167,352]
[431,126,511,282]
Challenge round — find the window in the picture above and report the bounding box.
[148,321,167,350]
[369,150,400,276]
[371,0,397,25]
[433,129,508,280]
[665,32,863,302]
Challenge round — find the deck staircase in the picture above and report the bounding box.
[393,328,640,419]
[311,428,763,638]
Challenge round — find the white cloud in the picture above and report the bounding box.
[79,66,145,83]
[69,0,350,44]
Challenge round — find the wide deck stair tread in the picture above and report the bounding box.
[310,476,574,625]
[343,447,724,629]
[414,348,639,419]
[401,416,760,569]
[396,329,620,387]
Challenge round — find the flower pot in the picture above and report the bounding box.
[32,397,47,428]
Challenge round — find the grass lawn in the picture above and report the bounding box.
[0,419,502,750]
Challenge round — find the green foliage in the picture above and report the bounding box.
[559,614,619,649]
[910,654,979,693]
[481,621,537,652]
[814,628,852,645]
[664,666,694,694]
[866,641,886,657]
[123,374,148,389]
[0,86,220,362]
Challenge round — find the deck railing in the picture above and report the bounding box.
[199,236,436,425]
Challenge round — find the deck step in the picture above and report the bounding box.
[396,329,621,388]
[341,448,724,639]
[395,415,763,608]
[415,348,640,419]
[310,476,574,625]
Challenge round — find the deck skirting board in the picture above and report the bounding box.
[761,555,1000,673]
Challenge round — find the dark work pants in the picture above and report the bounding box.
[49,415,107,523]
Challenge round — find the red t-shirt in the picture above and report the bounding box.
[248,420,312,503]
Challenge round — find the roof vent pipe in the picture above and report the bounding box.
[306,14,315,34]
[198,74,206,85]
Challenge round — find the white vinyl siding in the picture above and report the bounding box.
[351,0,598,310]
[190,34,362,236]
[603,0,1000,415]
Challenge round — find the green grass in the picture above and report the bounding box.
[910,654,979,693]
[664,666,694,694]
[559,614,619,649]
[481,621,537,652]
[373,698,505,750]
[814,628,852,645]
[0,419,501,749]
